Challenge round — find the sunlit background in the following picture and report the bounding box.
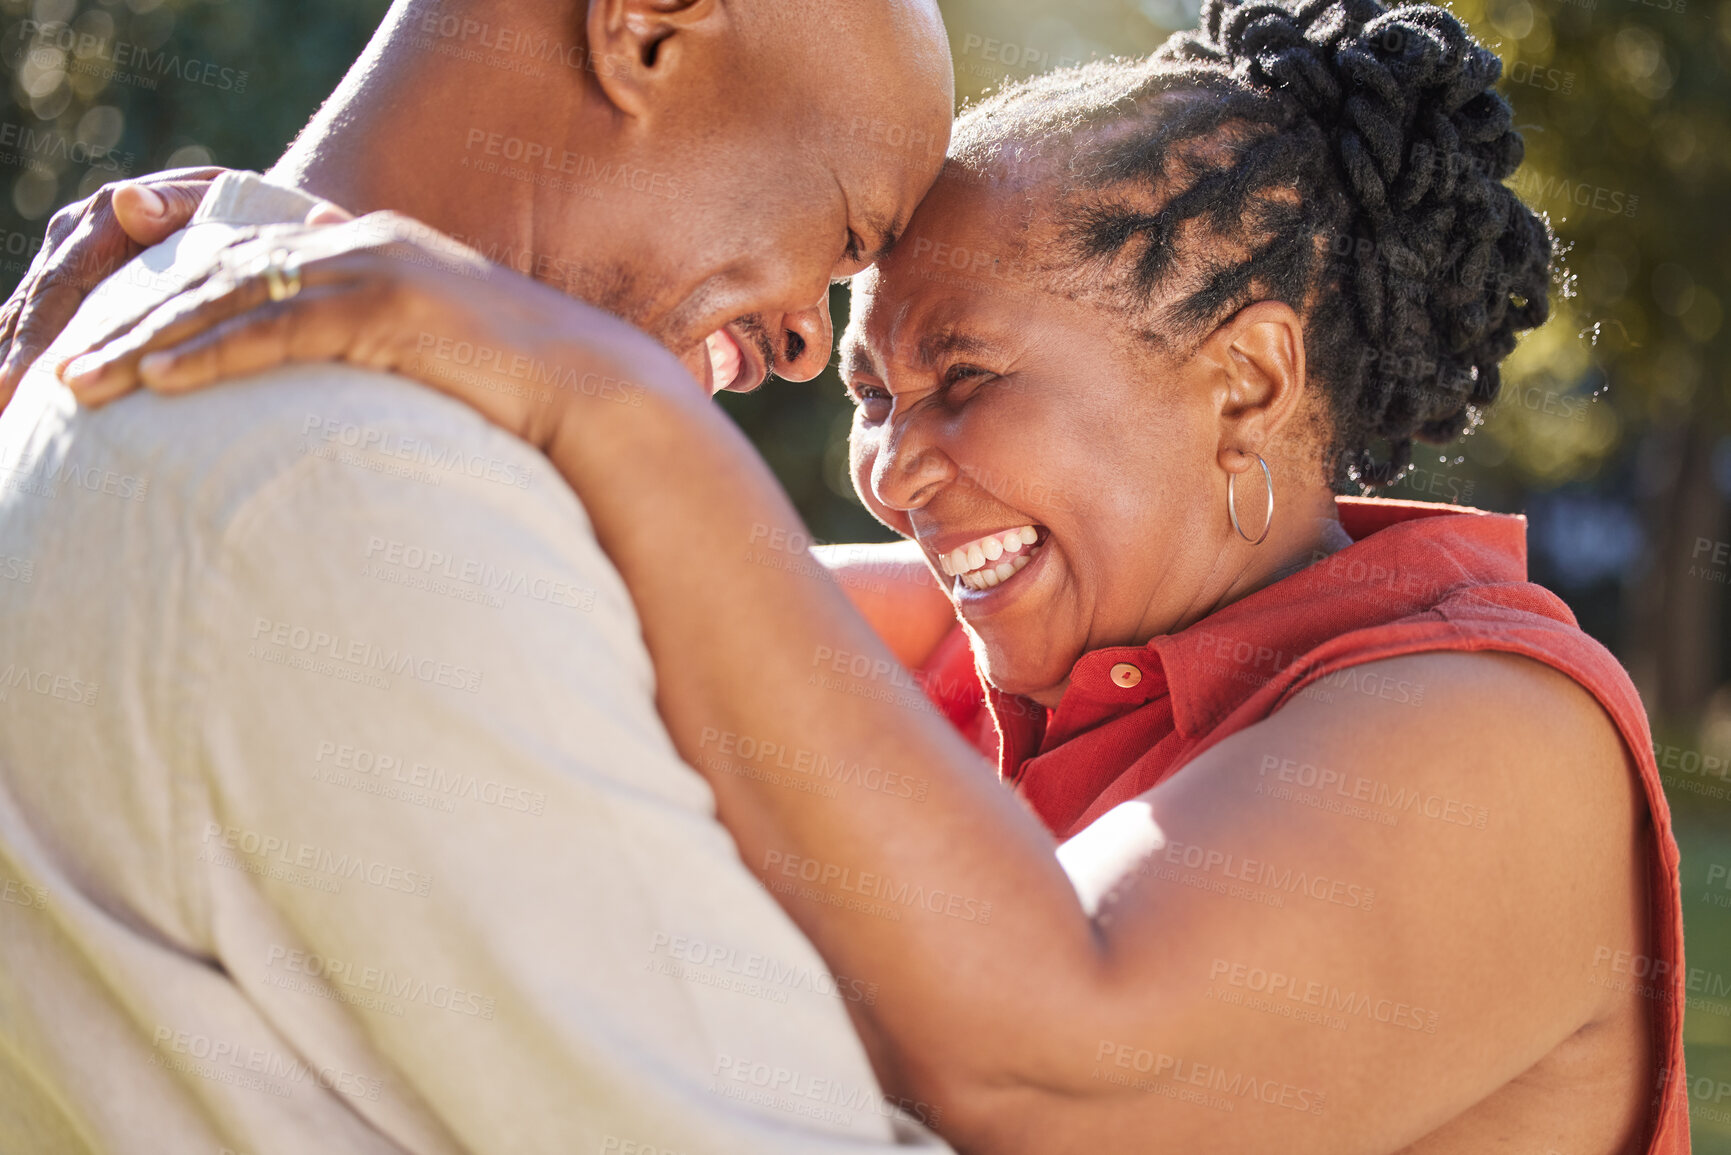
[0,0,1727,1144]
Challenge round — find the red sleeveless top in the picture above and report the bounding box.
[919,497,1689,1153]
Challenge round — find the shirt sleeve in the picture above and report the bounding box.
[177,378,920,1155]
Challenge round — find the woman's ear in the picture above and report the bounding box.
[586,0,720,119]
[1198,300,1306,473]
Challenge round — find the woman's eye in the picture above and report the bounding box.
[943,364,993,389]
[846,381,892,419]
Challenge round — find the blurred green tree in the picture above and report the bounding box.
[0,0,390,272]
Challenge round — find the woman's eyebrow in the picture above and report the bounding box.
[863,211,906,262]
[839,336,875,379]
[917,330,991,367]
[838,325,989,377]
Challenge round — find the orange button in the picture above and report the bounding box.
[1110,662,1143,689]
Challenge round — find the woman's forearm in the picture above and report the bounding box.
[812,540,958,671]
[545,349,1117,1126]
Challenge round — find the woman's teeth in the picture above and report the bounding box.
[938,525,1042,592]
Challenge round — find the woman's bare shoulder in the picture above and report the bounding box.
[1233,648,1645,885]
[1292,649,1636,794]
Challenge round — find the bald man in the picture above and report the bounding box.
[0,2,954,1153]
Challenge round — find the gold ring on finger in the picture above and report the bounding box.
[263,248,303,303]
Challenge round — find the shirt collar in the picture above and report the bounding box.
[191,171,325,229]
[991,497,1531,753]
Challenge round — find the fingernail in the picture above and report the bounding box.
[133,186,167,219]
[139,352,174,379]
[60,353,107,388]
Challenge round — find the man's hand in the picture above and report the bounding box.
[0,167,223,411]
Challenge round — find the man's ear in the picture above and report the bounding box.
[1195,300,1307,473]
[586,0,720,119]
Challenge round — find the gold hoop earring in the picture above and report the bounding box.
[1228,453,1274,546]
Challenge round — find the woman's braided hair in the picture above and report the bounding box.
[951,0,1553,487]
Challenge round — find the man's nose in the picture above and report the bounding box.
[770,295,835,383]
[870,410,955,513]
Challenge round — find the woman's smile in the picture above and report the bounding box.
[929,523,1046,591]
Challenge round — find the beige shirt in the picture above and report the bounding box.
[0,172,947,1155]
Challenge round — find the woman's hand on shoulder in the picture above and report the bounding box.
[56,211,688,450]
[0,166,224,411]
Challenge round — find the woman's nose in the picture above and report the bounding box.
[870,411,956,513]
[771,297,835,383]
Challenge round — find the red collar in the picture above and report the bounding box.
[990,498,1533,767]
